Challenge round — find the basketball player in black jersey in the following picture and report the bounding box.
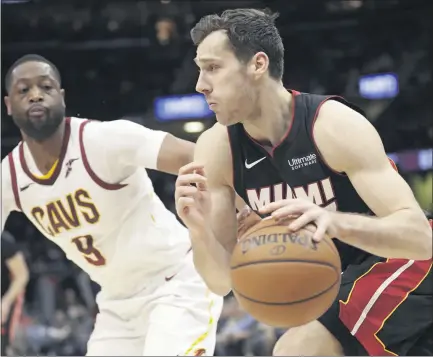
[175,8,433,356]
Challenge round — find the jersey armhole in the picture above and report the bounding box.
[310,96,347,177]
[225,127,236,190]
[226,126,246,213]
[8,153,22,211]
[78,120,127,191]
[310,97,400,177]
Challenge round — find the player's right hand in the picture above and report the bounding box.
[175,162,211,231]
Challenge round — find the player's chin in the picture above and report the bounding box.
[27,111,49,124]
[28,116,48,126]
[215,114,237,127]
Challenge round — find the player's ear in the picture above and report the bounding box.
[60,89,65,105]
[4,96,11,116]
[249,52,269,80]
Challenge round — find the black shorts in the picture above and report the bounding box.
[318,256,433,356]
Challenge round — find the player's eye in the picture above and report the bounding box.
[18,87,29,94]
[208,64,219,72]
[42,84,53,91]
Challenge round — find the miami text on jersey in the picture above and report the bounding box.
[246,177,337,211]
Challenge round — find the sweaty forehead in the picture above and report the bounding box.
[196,30,233,61]
[12,61,56,83]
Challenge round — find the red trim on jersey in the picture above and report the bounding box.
[78,120,128,190]
[19,117,71,186]
[311,100,399,177]
[310,96,347,176]
[243,89,299,158]
[7,153,22,211]
[226,127,237,207]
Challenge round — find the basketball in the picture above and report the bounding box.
[230,217,341,328]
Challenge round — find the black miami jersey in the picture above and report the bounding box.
[227,90,375,268]
[227,90,433,356]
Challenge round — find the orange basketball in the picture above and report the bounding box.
[230,217,341,327]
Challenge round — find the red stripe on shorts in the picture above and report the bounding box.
[339,258,432,355]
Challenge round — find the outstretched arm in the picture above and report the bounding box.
[83,119,194,176]
[154,133,195,174]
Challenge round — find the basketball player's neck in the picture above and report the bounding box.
[242,80,293,147]
[22,120,66,174]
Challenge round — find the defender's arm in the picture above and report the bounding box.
[83,119,194,176]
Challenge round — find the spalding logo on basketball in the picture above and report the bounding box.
[240,231,319,255]
[230,217,341,328]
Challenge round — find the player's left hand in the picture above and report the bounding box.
[259,199,337,242]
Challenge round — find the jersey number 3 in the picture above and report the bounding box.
[71,235,106,266]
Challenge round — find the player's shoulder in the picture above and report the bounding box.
[1,155,11,186]
[314,98,369,138]
[1,144,20,182]
[70,116,100,131]
[196,123,231,161]
[77,118,114,143]
[319,98,364,117]
[80,118,143,137]
[196,123,232,180]
[313,97,382,170]
[197,123,229,148]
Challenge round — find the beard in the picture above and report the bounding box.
[12,105,65,142]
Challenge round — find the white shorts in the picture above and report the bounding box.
[86,255,223,356]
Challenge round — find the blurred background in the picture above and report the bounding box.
[1,0,432,355]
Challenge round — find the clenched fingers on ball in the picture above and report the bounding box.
[175,174,207,188]
[178,162,204,174]
[259,199,335,242]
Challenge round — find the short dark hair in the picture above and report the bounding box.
[5,54,61,93]
[191,8,284,80]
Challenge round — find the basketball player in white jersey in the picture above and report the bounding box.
[1,54,223,356]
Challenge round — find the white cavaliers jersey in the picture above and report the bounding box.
[3,117,191,297]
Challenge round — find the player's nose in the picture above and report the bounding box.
[28,87,44,103]
[195,74,211,95]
